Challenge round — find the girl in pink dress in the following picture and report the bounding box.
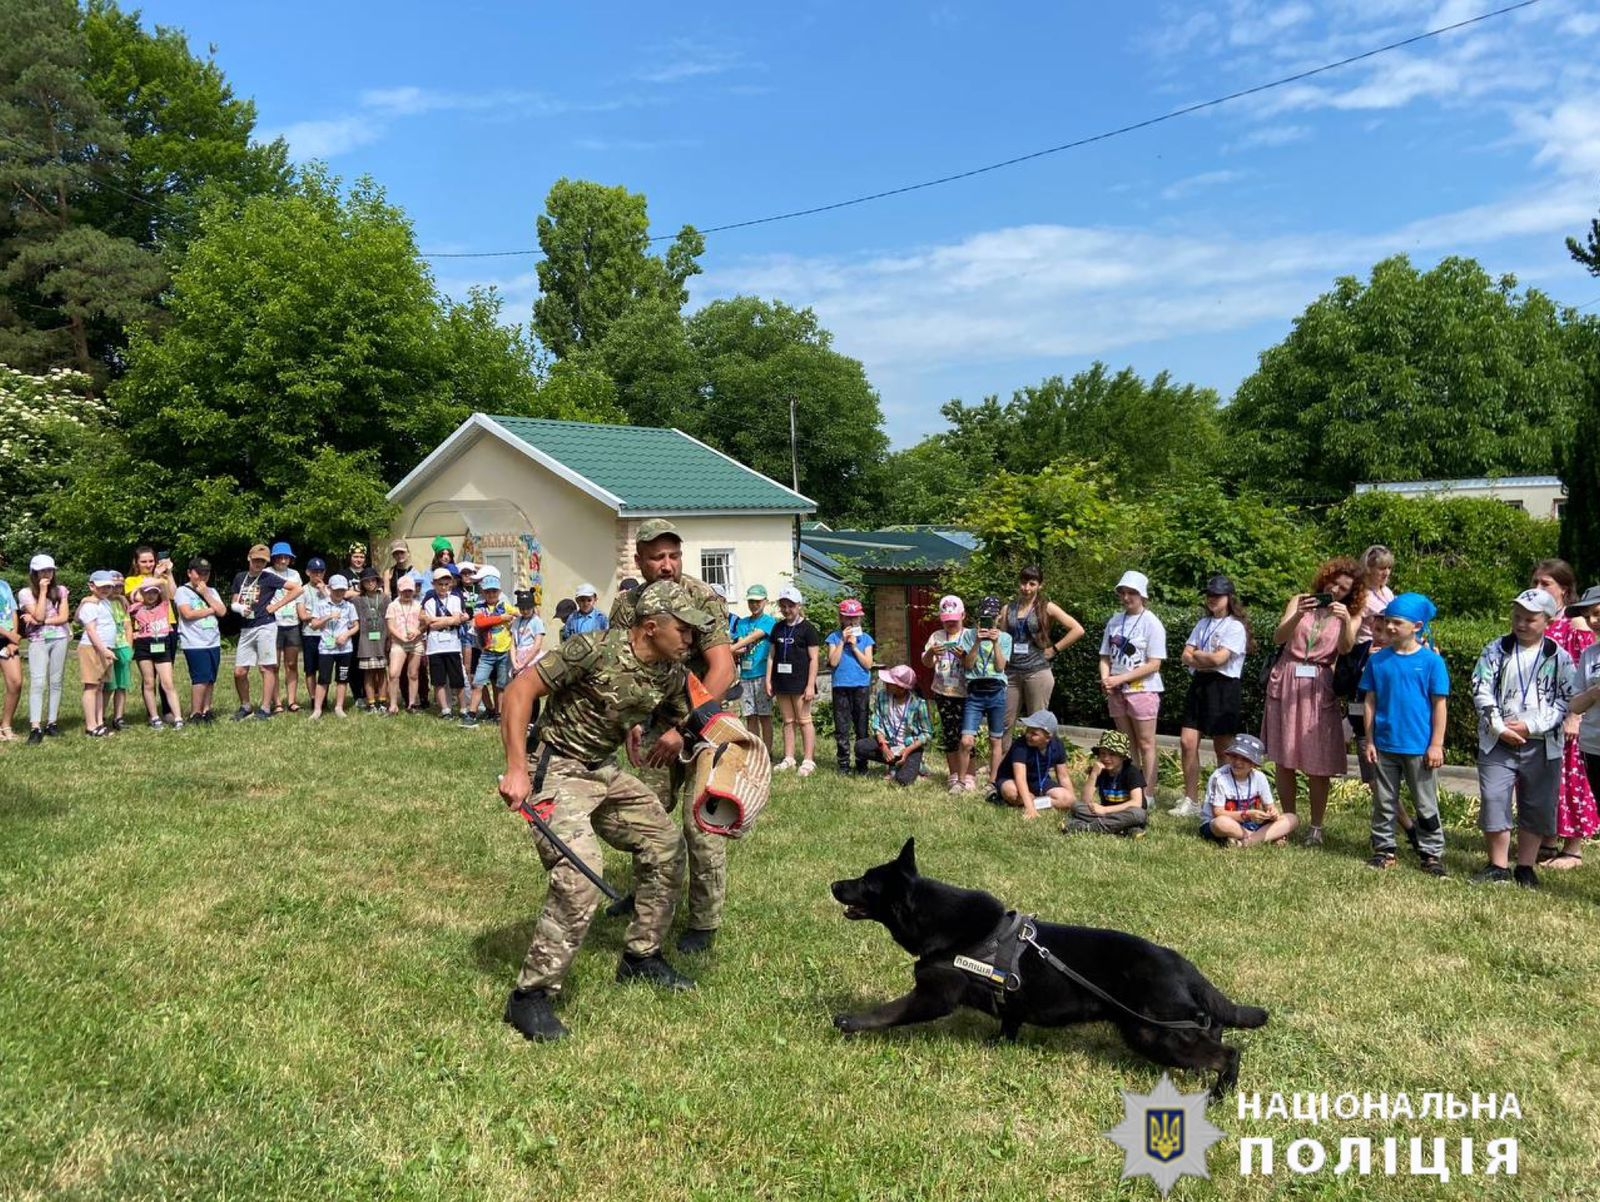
[1530,559,1595,869]
[1262,559,1365,846]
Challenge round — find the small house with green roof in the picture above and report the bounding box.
[387,414,814,610]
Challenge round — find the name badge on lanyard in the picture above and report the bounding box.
[1294,663,1318,679]
[777,661,793,674]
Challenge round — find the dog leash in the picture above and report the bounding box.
[1018,918,1213,1033]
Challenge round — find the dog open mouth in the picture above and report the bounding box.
[841,904,870,920]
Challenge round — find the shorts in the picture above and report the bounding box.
[184,646,222,685]
[473,649,510,689]
[277,624,302,651]
[235,625,278,669]
[1181,672,1242,737]
[962,682,1008,738]
[111,646,133,691]
[1108,688,1161,723]
[133,636,176,663]
[740,678,773,717]
[1200,818,1263,844]
[429,651,466,691]
[933,693,966,752]
[317,652,353,687]
[78,643,110,686]
[1477,741,1559,836]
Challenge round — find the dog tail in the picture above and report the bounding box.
[1202,982,1268,1029]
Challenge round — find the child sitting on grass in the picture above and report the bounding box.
[1360,593,1449,876]
[1200,733,1298,848]
[1066,730,1149,836]
[996,709,1076,820]
[859,664,933,787]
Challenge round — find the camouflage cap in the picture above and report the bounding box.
[634,580,716,634]
[635,518,681,545]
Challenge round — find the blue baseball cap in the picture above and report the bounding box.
[306,556,327,572]
[270,542,294,560]
[89,570,118,587]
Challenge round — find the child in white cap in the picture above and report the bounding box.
[309,575,358,718]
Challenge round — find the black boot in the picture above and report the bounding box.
[676,928,717,954]
[616,952,696,991]
[503,988,569,1042]
[605,891,637,918]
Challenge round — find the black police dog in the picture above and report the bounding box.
[830,839,1267,1097]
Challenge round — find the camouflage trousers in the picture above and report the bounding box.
[516,752,685,993]
[636,758,728,932]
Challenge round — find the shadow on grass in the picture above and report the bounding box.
[0,781,66,820]
[471,912,630,978]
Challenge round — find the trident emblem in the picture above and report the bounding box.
[1146,1109,1184,1163]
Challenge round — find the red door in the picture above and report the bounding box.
[907,584,943,694]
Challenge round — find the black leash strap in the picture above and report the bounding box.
[510,744,623,904]
[1019,919,1212,1033]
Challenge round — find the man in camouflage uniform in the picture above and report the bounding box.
[497,579,715,1043]
[609,518,738,955]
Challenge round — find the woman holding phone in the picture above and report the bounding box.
[1261,558,1366,846]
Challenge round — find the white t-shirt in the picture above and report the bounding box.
[77,597,117,648]
[512,615,546,663]
[1099,609,1168,694]
[1496,641,1545,721]
[1201,766,1276,823]
[1574,644,1600,756]
[424,593,464,655]
[175,584,223,650]
[1184,615,1248,680]
[274,568,304,627]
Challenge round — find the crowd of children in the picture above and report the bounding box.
[6,539,1600,890]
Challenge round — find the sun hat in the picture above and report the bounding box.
[878,664,918,691]
[1566,584,1600,617]
[248,544,270,562]
[29,553,55,572]
[1091,730,1132,758]
[270,542,294,560]
[1020,710,1059,737]
[1116,570,1150,598]
[432,566,453,581]
[397,575,418,592]
[1513,588,1559,618]
[431,536,452,554]
[138,578,164,594]
[457,562,478,576]
[480,572,502,590]
[575,582,598,599]
[1225,734,1266,765]
[306,556,327,573]
[1204,575,1236,597]
[839,598,866,618]
[635,518,681,544]
[89,570,117,587]
[328,574,349,591]
[746,584,768,600]
[348,543,366,556]
[390,539,408,554]
[777,586,803,604]
[939,595,965,619]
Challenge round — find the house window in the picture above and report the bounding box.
[700,549,736,595]
[1499,499,1526,512]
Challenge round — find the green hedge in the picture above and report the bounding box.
[1047,614,1507,765]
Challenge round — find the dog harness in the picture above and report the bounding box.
[954,911,1214,1032]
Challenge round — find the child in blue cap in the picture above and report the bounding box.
[1359,593,1450,876]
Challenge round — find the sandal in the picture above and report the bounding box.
[285,703,301,713]
[1366,852,1397,871]
[1535,843,1562,865]
[1545,852,1584,871]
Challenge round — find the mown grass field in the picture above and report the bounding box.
[3,672,1599,1200]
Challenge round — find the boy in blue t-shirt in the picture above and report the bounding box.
[730,585,778,748]
[1359,592,1450,876]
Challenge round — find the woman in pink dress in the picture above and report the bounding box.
[1530,559,1595,869]
[1262,558,1365,847]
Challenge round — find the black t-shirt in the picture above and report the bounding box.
[1094,760,1147,808]
[997,736,1067,792]
[768,619,820,693]
[231,569,290,629]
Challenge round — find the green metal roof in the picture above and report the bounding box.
[485,417,814,515]
[801,528,972,570]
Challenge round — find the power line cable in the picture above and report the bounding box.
[418,0,1546,258]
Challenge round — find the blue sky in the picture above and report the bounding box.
[139,0,1600,445]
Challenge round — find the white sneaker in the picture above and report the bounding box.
[1169,797,1202,818]
[774,757,796,772]
[797,760,816,777]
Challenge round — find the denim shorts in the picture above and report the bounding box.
[473,650,510,689]
[962,683,1008,737]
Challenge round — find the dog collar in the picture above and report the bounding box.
[953,911,1030,993]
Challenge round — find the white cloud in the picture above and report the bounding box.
[636,40,745,85]
[1160,169,1244,199]
[1228,122,1310,149]
[261,115,383,159]
[1517,98,1600,178]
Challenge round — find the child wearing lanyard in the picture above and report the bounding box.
[996,709,1075,819]
[859,665,933,787]
[1468,588,1575,889]
[1200,734,1297,847]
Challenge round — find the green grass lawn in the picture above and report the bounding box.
[3,677,1599,1200]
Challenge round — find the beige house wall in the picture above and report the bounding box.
[389,429,802,613]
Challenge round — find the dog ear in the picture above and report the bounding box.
[896,837,917,875]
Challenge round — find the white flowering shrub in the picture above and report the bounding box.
[0,364,108,568]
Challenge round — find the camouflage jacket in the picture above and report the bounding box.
[609,572,731,679]
[534,628,692,763]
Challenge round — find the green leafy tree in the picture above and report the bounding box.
[1559,215,1600,584]
[532,179,703,360]
[0,0,164,383]
[681,297,888,521]
[592,295,700,428]
[0,362,107,567]
[854,437,983,527]
[1229,255,1586,501]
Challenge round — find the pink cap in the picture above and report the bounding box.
[939,595,965,618]
[878,665,918,691]
[838,598,865,618]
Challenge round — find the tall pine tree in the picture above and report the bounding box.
[1559,212,1600,584]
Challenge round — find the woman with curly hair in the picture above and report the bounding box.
[1262,558,1365,846]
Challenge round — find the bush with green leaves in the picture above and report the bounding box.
[0,363,107,569]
